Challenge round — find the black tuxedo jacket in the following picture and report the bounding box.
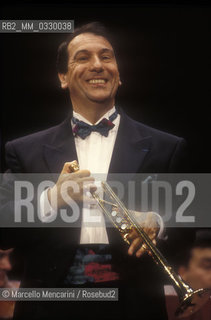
[0,110,187,319]
[4,109,186,174]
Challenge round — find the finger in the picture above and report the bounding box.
[152,239,156,246]
[136,244,148,258]
[82,182,97,190]
[78,180,97,193]
[145,227,159,238]
[71,170,91,178]
[61,162,78,174]
[127,228,139,241]
[86,184,98,194]
[61,170,91,180]
[128,237,142,255]
[61,162,91,176]
[81,195,97,205]
[144,239,156,257]
[59,177,95,195]
[78,176,95,184]
[61,176,95,189]
[143,227,157,241]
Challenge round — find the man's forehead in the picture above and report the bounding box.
[67,32,114,55]
[192,247,211,259]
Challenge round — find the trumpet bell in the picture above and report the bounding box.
[176,288,211,318]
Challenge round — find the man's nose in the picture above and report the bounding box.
[0,256,12,271]
[89,55,104,72]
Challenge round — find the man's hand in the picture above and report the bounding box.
[48,162,97,210]
[127,212,159,258]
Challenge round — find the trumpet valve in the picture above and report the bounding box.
[122,232,131,245]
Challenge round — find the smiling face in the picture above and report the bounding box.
[58,33,121,110]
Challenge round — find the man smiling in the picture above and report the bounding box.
[58,32,121,118]
[0,22,187,319]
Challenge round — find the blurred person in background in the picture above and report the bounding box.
[0,248,13,288]
[0,248,20,319]
[165,229,211,320]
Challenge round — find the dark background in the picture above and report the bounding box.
[0,1,211,172]
[0,0,210,284]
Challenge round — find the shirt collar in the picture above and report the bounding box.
[72,106,117,126]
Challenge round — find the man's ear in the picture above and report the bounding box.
[58,73,68,89]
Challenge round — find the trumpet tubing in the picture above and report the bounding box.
[68,160,211,318]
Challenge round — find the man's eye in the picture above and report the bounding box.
[78,56,88,61]
[200,262,211,270]
[102,56,111,60]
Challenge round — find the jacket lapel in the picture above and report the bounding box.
[107,110,152,243]
[108,110,151,174]
[42,117,81,243]
[43,117,78,174]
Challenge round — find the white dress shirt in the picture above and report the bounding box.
[40,106,120,244]
[73,106,120,244]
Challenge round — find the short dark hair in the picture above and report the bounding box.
[57,22,115,74]
[194,229,211,248]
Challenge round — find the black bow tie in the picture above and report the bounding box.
[72,111,118,139]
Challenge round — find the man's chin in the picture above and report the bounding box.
[87,94,111,104]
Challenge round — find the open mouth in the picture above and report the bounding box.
[87,78,108,84]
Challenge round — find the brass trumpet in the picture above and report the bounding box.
[69,160,210,318]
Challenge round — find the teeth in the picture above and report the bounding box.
[89,79,106,84]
